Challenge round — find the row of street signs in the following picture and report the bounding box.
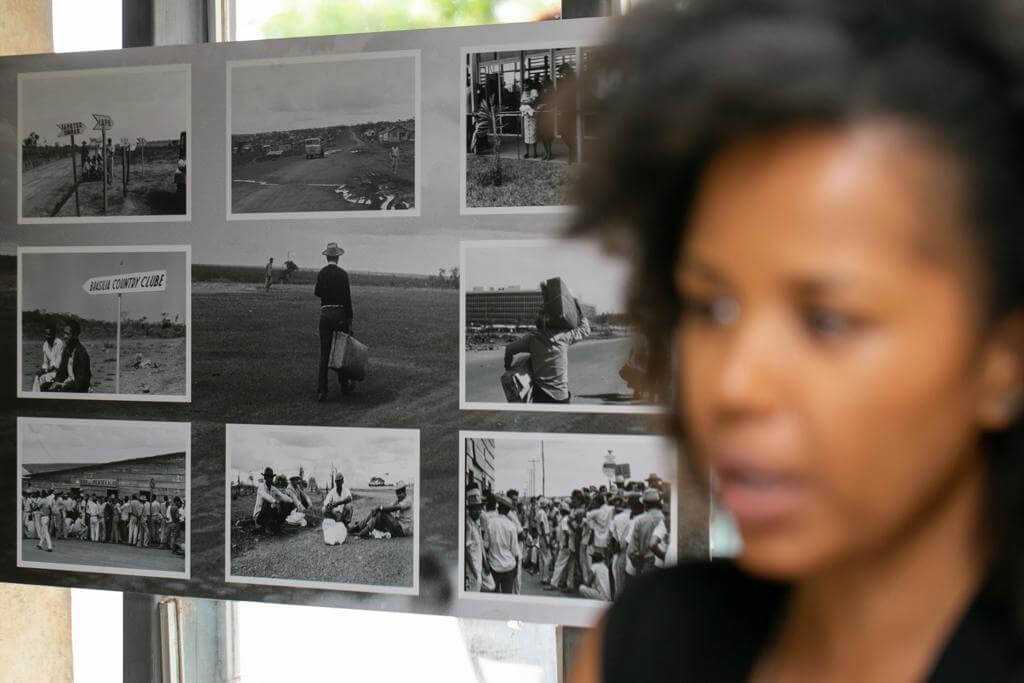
[56,114,120,215]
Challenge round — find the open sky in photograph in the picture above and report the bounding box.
[21,251,188,323]
[231,55,415,134]
[230,426,417,490]
[464,240,628,314]
[480,435,675,498]
[20,420,188,465]
[20,67,187,144]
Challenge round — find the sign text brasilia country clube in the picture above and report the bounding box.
[81,270,168,296]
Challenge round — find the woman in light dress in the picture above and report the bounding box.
[520,78,540,159]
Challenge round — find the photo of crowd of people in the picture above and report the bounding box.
[227,424,419,594]
[17,246,191,402]
[18,418,189,579]
[461,433,676,606]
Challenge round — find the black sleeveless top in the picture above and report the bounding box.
[602,562,1024,682]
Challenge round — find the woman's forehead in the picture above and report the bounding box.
[684,121,977,277]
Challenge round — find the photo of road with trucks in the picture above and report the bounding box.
[18,65,189,221]
[229,52,417,216]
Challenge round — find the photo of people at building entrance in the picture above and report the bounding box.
[461,240,662,412]
[227,424,419,594]
[18,418,189,579]
[464,45,592,210]
[461,432,676,605]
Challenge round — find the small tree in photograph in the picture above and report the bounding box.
[473,96,502,187]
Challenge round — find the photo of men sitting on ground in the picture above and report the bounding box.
[18,417,189,579]
[17,246,190,402]
[461,240,663,412]
[461,433,677,605]
[227,424,419,594]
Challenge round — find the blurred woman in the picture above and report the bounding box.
[571,1,1024,680]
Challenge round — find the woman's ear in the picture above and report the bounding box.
[976,312,1024,430]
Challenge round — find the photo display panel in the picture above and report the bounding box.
[0,18,710,628]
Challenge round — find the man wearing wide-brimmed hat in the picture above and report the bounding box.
[315,242,354,402]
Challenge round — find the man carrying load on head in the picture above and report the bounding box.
[315,242,354,402]
[504,284,591,404]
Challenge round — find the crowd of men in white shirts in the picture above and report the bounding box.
[22,488,186,556]
[465,476,670,600]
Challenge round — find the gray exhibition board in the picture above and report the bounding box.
[0,17,710,628]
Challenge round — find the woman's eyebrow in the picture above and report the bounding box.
[676,256,728,285]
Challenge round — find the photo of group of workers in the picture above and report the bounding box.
[17,418,189,579]
[227,423,419,594]
[461,432,677,606]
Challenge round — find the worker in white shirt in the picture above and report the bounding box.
[36,491,54,552]
[141,496,152,547]
[578,549,613,601]
[253,467,294,533]
[88,496,101,542]
[322,473,353,525]
[535,498,553,586]
[546,504,574,592]
[32,320,64,391]
[485,494,521,594]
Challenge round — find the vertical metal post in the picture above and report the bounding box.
[115,293,121,394]
[102,126,108,214]
[70,133,80,216]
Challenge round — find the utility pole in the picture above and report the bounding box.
[541,441,546,497]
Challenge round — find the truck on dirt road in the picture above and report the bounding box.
[304,137,324,159]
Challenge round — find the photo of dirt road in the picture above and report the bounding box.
[229,52,417,217]
[18,65,189,221]
[227,424,418,593]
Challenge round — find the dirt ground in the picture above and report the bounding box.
[22,157,185,218]
[21,335,187,397]
[21,537,186,574]
[231,133,414,213]
[230,487,414,588]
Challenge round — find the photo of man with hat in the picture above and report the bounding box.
[252,466,295,534]
[349,480,414,539]
[322,472,353,525]
[315,241,354,402]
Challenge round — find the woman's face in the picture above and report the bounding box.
[676,122,1014,578]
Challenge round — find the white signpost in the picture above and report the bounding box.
[92,113,113,214]
[56,121,84,216]
[82,269,167,394]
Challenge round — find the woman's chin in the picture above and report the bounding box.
[733,536,830,582]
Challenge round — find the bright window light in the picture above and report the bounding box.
[71,588,123,683]
[52,0,122,53]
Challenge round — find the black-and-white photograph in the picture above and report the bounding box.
[17,417,190,579]
[17,246,191,402]
[463,45,599,212]
[460,432,677,607]
[460,239,661,413]
[227,424,419,594]
[228,51,419,218]
[18,65,190,223]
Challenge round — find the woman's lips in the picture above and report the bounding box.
[715,457,809,525]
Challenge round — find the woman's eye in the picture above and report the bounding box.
[680,294,740,326]
[803,308,856,338]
